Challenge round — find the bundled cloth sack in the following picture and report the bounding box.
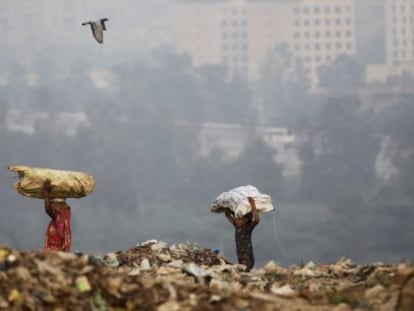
[8,165,95,199]
[210,185,275,218]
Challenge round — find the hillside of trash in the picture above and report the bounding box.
[0,240,413,311]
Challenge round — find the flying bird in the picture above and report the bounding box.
[82,18,108,44]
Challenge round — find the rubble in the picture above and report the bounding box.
[0,241,413,310]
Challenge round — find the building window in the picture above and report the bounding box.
[222,44,228,51]
[304,31,310,38]
[231,7,237,15]
[325,19,331,26]
[326,55,332,62]
[336,42,342,49]
[346,30,352,37]
[314,7,320,14]
[345,18,352,25]
[325,30,332,37]
[294,32,300,39]
[335,18,342,26]
[335,6,342,14]
[222,32,228,39]
[314,19,320,26]
[326,42,331,50]
[232,32,238,39]
[304,19,310,26]
[303,6,310,14]
[232,44,237,50]
[315,55,321,62]
[241,20,248,27]
[336,31,342,38]
[305,43,310,50]
[346,42,353,50]
[294,20,300,26]
[221,20,228,27]
[315,43,321,50]
[315,31,321,38]
[232,20,238,27]
[325,6,331,14]
[294,7,300,15]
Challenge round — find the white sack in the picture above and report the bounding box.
[210,185,275,218]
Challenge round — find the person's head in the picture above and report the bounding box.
[235,212,253,228]
[51,198,66,203]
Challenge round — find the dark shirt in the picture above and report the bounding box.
[235,225,255,271]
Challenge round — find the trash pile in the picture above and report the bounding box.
[0,240,413,311]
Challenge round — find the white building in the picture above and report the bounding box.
[175,0,356,88]
[365,0,414,84]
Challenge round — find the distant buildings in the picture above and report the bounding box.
[175,120,300,176]
[291,0,356,86]
[366,0,414,84]
[175,0,356,88]
[386,0,414,67]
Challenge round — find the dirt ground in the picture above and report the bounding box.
[0,240,413,311]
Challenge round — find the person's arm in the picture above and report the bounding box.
[247,197,260,227]
[61,212,72,251]
[225,210,236,227]
[43,179,57,220]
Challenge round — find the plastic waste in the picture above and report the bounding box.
[210,185,275,218]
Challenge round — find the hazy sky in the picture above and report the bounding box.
[1,0,411,267]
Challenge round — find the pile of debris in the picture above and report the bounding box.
[0,240,413,311]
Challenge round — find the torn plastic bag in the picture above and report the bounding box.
[210,185,275,218]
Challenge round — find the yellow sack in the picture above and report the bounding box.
[8,165,95,199]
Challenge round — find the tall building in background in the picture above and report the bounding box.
[291,0,356,86]
[366,0,414,84]
[175,0,356,88]
[385,0,414,66]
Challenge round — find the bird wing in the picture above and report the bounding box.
[92,23,104,43]
[100,18,108,31]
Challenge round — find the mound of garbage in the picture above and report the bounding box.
[0,240,413,311]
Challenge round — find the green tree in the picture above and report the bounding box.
[376,94,414,199]
[258,44,310,126]
[196,64,256,124]
[318,54,364,94]
[298,95,380,202]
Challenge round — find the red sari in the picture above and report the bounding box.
[44,201,72,251]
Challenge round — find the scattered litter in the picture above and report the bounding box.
[0,243,411,310]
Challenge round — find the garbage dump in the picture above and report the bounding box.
[0,240,413,311]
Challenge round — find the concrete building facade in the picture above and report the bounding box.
[175,0,356,87]
[386,0,414,66]
[291,0,356,86]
